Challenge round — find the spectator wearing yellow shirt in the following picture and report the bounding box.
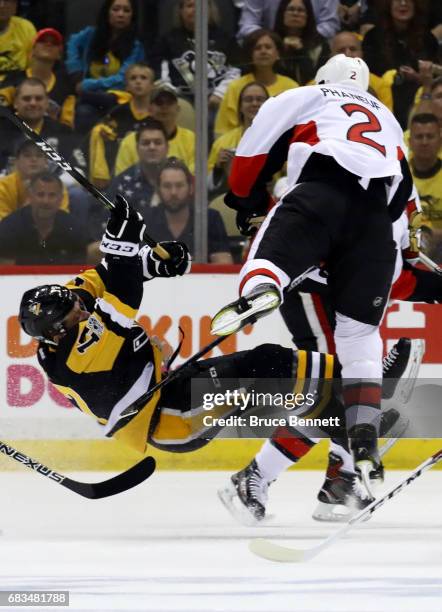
[409,113,442,257]
[214,29,299,137]
[208,82,269,196]
[115,84,195,175]
[0,140,69,221]
[0,0,36,78]
[89,62,155,188]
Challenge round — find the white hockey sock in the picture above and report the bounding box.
[255,440,295,482]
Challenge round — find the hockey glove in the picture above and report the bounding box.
[140,241,191,280]
[100,194,146,258]
[225,188,273,237]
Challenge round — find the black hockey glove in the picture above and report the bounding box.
[139,241,191,280]
[100,194,146,258]
[224,188,271,237]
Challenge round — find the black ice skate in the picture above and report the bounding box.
[218,459,270,525]
[382,338,424,403]
[350,424,384,498]
[312,452,373,522]
[211,283,281,336]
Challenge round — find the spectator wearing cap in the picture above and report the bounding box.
[114,84,195,176]
[89,62,155,188]
[147,157,233,264]
[0,28,76,126]
[0,140,69,221]
[0,0,36,77]
[0,77,87,175]
[0,171,89,265]
[65,0,144,132]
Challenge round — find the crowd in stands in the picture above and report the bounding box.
[0,0,440,266]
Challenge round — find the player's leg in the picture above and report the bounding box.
[329,185,396,492]
[211,182,345,336]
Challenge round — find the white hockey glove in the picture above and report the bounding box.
[140,241,191,280]
[100,194,146,258]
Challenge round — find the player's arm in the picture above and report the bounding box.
[225,88,308,234]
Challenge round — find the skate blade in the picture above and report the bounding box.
[217,483,264,527]
[312,500,372,523]
[312,501,353,523]
[211,292,280,336]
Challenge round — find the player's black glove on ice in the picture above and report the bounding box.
[100,194,146,257]
[140,241,191,280]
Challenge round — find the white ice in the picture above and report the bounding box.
[0,468,440,611]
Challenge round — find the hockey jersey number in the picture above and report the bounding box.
[342,103,386,157]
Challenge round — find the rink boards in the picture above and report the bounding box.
[0,267,441,471]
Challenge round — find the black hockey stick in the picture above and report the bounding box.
[250,448,442,562]
[0,107,170,260]
[107,333,230,437]
[0,440,156,499]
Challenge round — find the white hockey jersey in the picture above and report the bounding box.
[229,83,408,203]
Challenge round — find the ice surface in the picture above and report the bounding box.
[0,469,440,611]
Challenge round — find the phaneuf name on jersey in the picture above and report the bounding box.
[319,87,381,110]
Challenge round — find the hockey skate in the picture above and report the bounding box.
[218,459,270,526]
[382,337,424,403]
[211,283,281,336]
[350,424,384,499]
[312,452,374,522]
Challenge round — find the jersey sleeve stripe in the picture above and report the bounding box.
[96,296,135,330]
[229,154,268,197]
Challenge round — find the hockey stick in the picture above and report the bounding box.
[249,448,442,562]
[419,251,442,276]
[0,107,170,260]
[0,440,156,499]
[106,333,230,436]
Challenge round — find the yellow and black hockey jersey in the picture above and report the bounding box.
[37,260,163,455]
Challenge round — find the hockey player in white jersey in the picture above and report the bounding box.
[211,55,415,493]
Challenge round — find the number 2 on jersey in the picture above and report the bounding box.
[341,103,386,157]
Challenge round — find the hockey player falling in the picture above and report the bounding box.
[211,54,417,499]
[18,194,348,457]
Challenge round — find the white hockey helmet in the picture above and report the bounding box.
[315,54,369,91]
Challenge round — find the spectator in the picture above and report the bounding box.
[147,157,233,263]
[208,81,269,195]
[66,0,144,132]
[338,0,363,32]
[0,172,89,264]
[408,113,442,258]
[115,84,195,175]
[329,31,391,108]
[413,74,442,129]
[0,78,86,175]
[87,118,170,263]
[0,140,69,220]
[148,0,240,110]
[215,29,298,136]
[362,0,439,128]
[89,62,155,187]
[237,0,340,42]
[0,28,76,126]
[109,119,169,215]
[0,0,36,78]
[273,0,330,85]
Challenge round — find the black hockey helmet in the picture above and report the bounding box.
[19,284,78,343]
